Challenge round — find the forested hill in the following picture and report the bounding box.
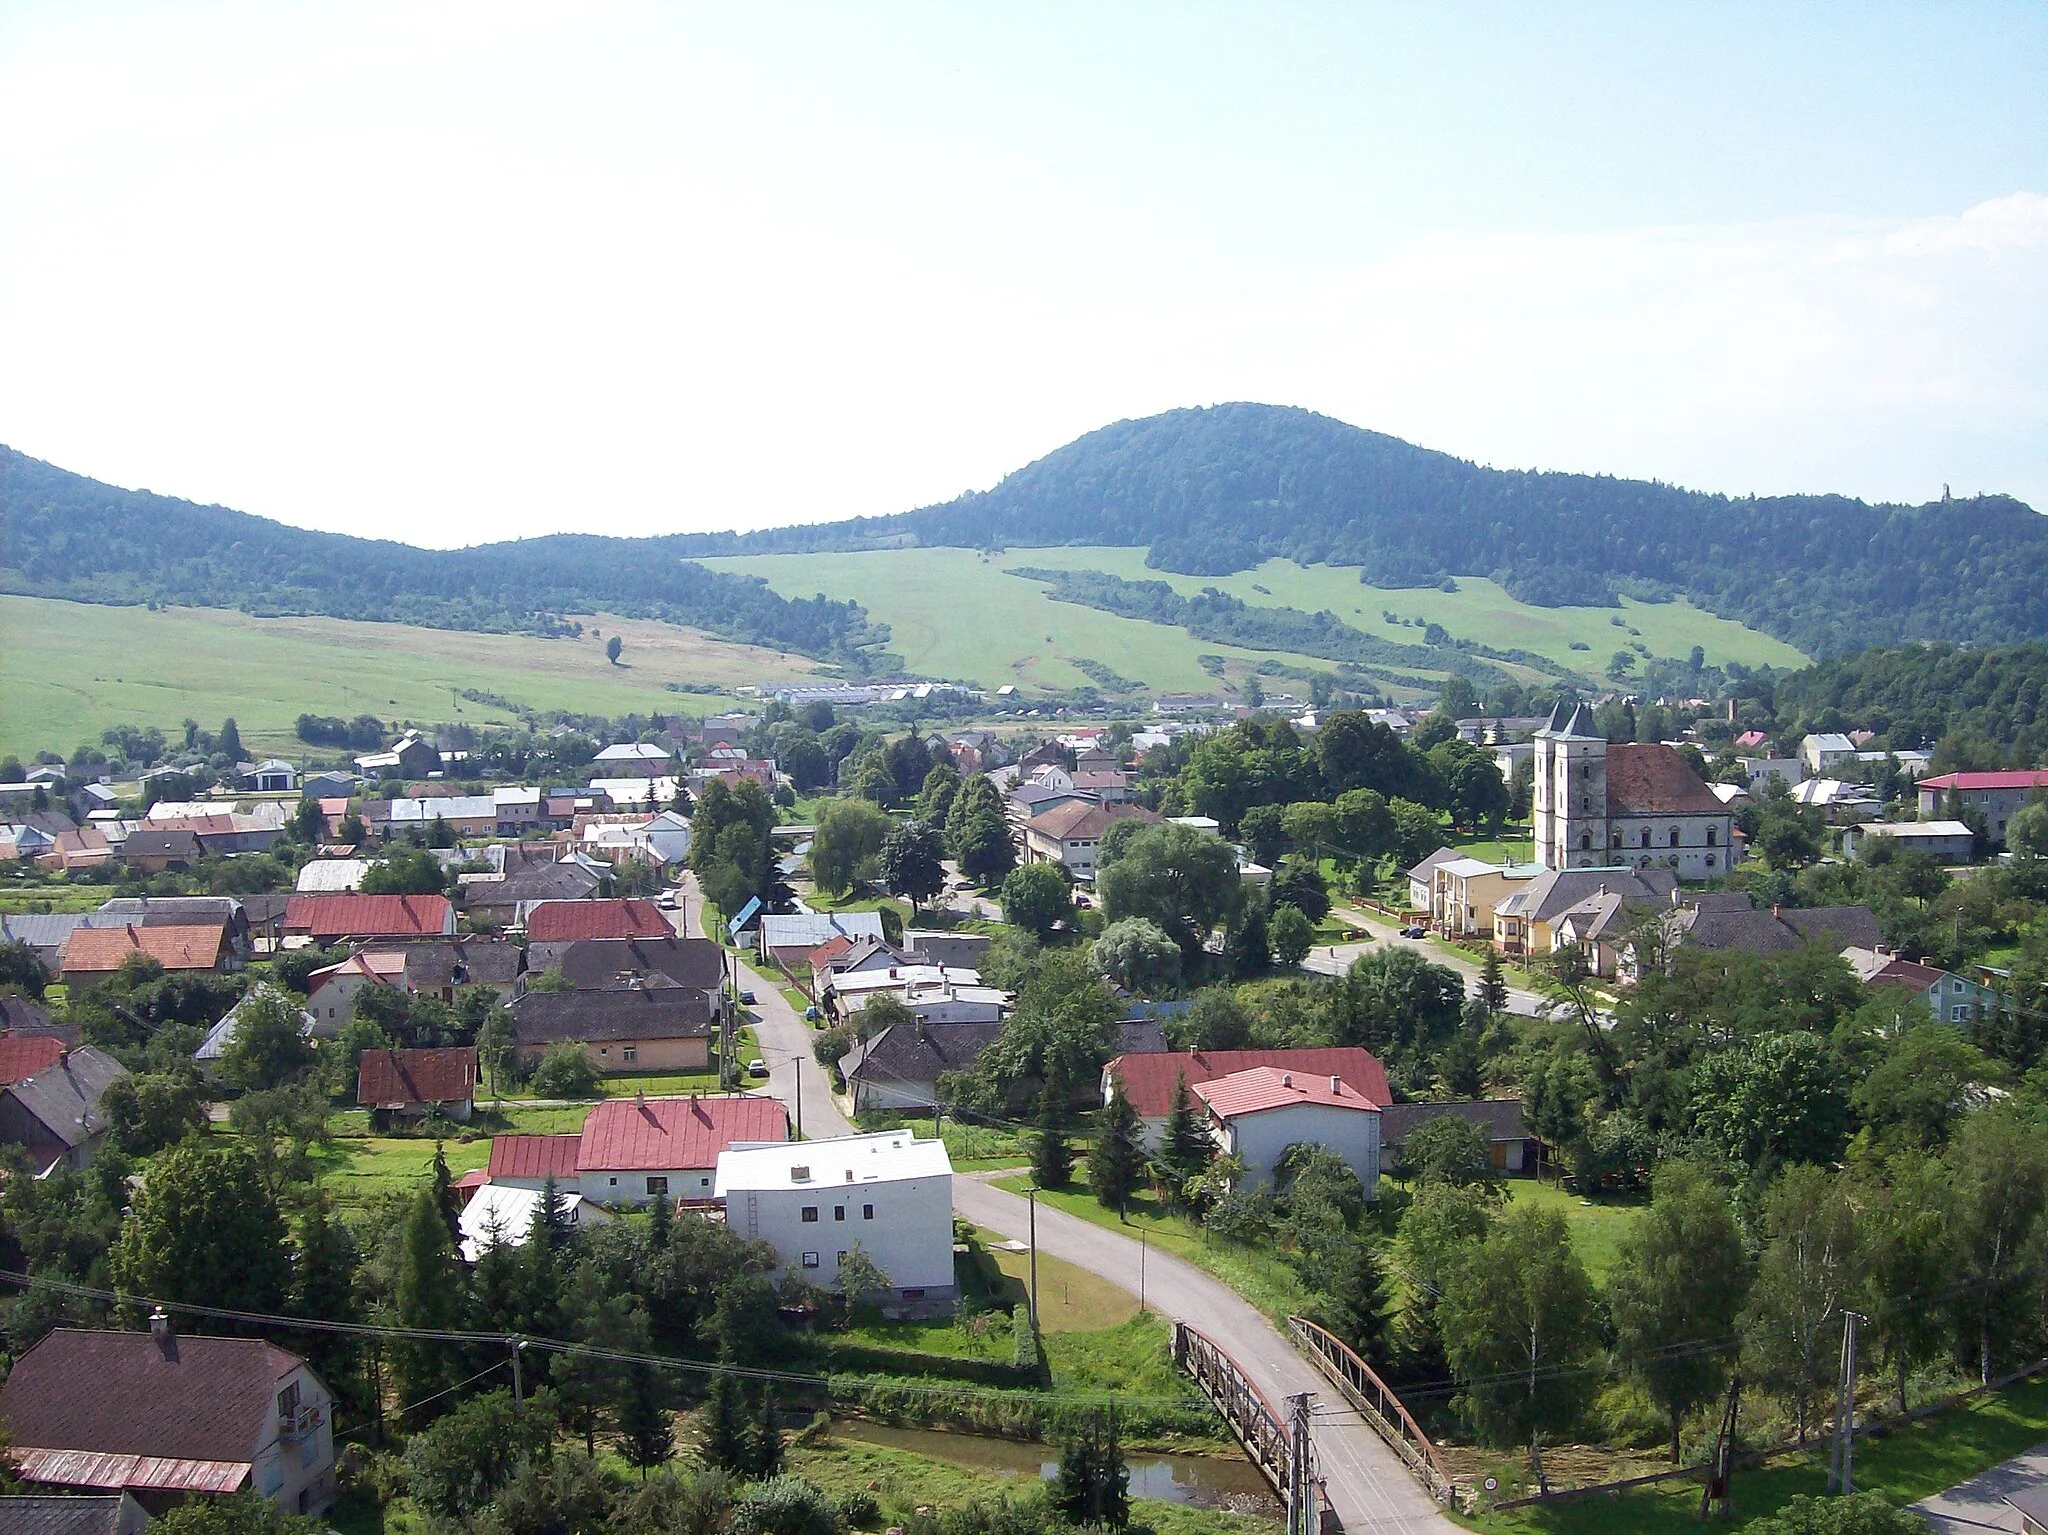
[677,403,2048,658]
[0,448,890,668]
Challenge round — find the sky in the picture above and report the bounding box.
[2,1,2045,547]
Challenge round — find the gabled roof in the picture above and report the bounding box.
[1193,1065,1380,1119]
[1841,947,1946,993]
[523,899,669,942]
[577,1094,788,1172]
[0,1048,128,1159]
[487,1132,584,1182]
[524,935,722,991]
[1404,846,1462,882]
[715,1128,947,1192]
[759,912,886,949]
[61,924,226,975]
[1495,866,1676,923]
[1916,770,2048,792]
[372,937,524,989]
[0,1328,309,1466]
[1605,743,1727,815]
[357,1047,478,1107]
[1106,1047,1389,1118]
[285,893,453,939]
[1379,1098,1530,1150]
[0,1036,67,1086]
[510,981,714,1045]
[844,1022,1006,1087]
[0,994,67,1039]
[0,1494,139,1535]
[1026,800,1159,841]
[118,831,200,860]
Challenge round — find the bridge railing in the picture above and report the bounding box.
[1171,1321,1292,1494]
[1288,1316,1453,1506]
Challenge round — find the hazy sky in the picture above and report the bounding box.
[3,2,2045,546]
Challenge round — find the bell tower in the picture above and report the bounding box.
[1533,702,1608,870]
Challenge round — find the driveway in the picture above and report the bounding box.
[1913,1440,2048,1532]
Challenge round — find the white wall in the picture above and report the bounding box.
[1219,1103,1380,1201]
[254,1362,335,1516]
[730,1171,956,1314]
[580,1164,717,1206]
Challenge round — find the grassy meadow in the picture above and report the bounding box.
[0,594,817,760]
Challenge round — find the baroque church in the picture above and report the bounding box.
[1531,702,1734,877]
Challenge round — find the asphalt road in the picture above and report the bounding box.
[1302,904,1551,1017]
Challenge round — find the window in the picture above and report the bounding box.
[803,1251,821,1268]
[1641,830,1651,848]
[1579,834,1590,850]
[646,1176,668,1196]
[699,1176,711,1188]
[902,1288,925,1300]
[598,1046,609,1056]
[1706,854,1716,868]
[1706,827,1717,846]
[836,1250,849,1266]
[863,1204,874,1220]
[1669,829,1680,847]
[1611,831,1622,848]
[802,1206,819,1222]
[609,1176,618,1186]
[623,1047,637,1063]
[1952,1006,1971,1023]
[834,1205,845,1221]
[278,1382,301,1418]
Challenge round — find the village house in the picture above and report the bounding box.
[522,935,727,1022]
[305,951,408,1028]
[1489,866,1678,964]
[509,976,715,1074]
[1379,1100,1539,1176]
[1800,733,1859,775]
[60,924,230,987]
[522,898,671,943]
[96,897,255,959]
[0,1047,130,1174]
[118,829,200,874]
[356,1046,479,1125]
[294,858,371,893]
[756,911,887,970]
[283,893,456,944]
[1192,1066,1382,1197]
[1532,702,1733,877]
[0,993,74,1044]
[1405,846,1463,913]
[370,937,524,1005]
[1842,947,2006,1025]
[1430,857,1543,938]
[354,730,442,779]
[456,1182,606,1261]
[0,1035,68,1088]
[1104,1046,1390,1151]
[1915,770,2048,843]
[574,1093,789,1206]
[462,858,605,929]
[841,1021,1005,1114]
[195,985,319,1077]
[0,1326,335,1516]
[1019,800,1160,882]
[0,1494,150,1535]
[715,1130,956,1318]
[592,741,677,778]
[1838,819,1979,863]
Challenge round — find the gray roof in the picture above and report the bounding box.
[2,1047,129,1150]
[471,862,602,906]
[1494,866,1676,923]
[0,914,92,953]
[510,980,713,1046]
[1380,1099,1530,1152]
[1674,898,1884,956]
[195,983,316,1063]
[94,897,248,931]
[758,912,886,949]
[0,996,69,1041]
[1114,1019,1171,1056]
[119,830,199,860]
[372,937,524,989]
[525,936,722,992]
[1540,700,1602,738]
[1404,846,1463,882]
[845,1022,1005,1087]
[0,1496,135,1535]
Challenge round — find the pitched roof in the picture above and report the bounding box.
[1192,1065,1380,1119]
[523,899,670,942]
[92,897,247,929]
[510,981,714,1045]
[1916,770,2048,792]
[0,995,68,1040]
[1026,800,1159,841]
[1379,1098,1530,1150]
[1404,846,1462,881]
[117,831,199,860]
[0,1036,68,1086]
[0,1328,307,1465]
[1495,866,1676,923]
[60,924,226,975]
[759,912,886,949]
[0,1048,128,1161]
[1673,896,1885,956]
[524,935,723,992]
[715,1128,947,1192]
[357,1047,478,1107]
[577,1094,788,1172]
[0,1495,137,1535]
[284,893,453,939]
[370,937,523,989]
[1106,1048,1390,1118]
[845,1022,1006,1087]
[1605,743,1727,816]
[805,935,857,971]
[487,1133,584,1182]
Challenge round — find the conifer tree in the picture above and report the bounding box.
[392,1184,464,1412]
[752,1386,784,1478]
[1153,1072,1214,1211]
[619,1362,675,1478]
[649,1187,673,1250]
[1088,1089,1146,1215]
[698,1366,750,1473]
[431,1142,461,1248]
[1031,1067,1073,1190]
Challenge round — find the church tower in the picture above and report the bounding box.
[1532,702,1608,870]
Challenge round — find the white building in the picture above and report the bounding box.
[1192,1066,1381,1198]
[1839,819,1979,864]
[1532,702,1733,878]
[714,1130,956,1317]
[456,1182,607,1262]
[1801,733,1858,775]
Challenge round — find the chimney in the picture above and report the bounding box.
[1281,1072,1293,1087]
[148,1306,169,1337]
[1772,904,1782,919]
[1330,1075,1341,1094]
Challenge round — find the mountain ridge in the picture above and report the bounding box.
[7,403,2045,663]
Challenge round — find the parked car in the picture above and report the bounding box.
[747,1057,769,1078]
[738,989,757,1005]
[1400,925,1427,939]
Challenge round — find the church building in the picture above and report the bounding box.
[1532,702,1733,878]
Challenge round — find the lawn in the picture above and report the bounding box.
[1501,1181,1644,1283]
[312,1132,492,1214]
[0,881,113,914]
[1468,1371,2048,1532]
[858,1112,1035,1171]
[0,593,816,759]
[989,1175,1315,1322]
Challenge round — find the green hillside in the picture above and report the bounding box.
[702,547,1807,693]
[0,595,816,760]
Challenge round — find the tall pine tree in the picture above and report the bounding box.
[752,1386,784,1478]
[1153,1072,1214,1212]
[1031,1066,1073,1189]
[392,1184,464,1414]
[698,1366,750,1473]
[618,1361,675,1478]
[1088,1089,1146,1215]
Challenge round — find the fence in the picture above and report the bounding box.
[1287,1316,1454,1506]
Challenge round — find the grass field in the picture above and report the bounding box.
[703,547,1807,695]
[0,593,817,759]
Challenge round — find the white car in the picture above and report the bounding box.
[747,1058,769,1078]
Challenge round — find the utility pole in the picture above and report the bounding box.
[794,1057,803,1139]
[1285,1392,1315,1535]
[1699,1374,1741,1519]
[509,1336,524,1406]
[1027,1187,1039,1331]
[1828,1312,1862,1495]
[1139,1232,1147,1316]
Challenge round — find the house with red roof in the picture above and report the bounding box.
[522,899,671,943]
[60,924,230,986]
[282,894,454,943]
[1192,1065,1382,1197]
[486,1133,584,1189]
[0,1034,69,1087]
[1103,1046,1389,1150]
[575,1093,788,1206]
[356,1046,478,1125]
[1916,770,2048,844]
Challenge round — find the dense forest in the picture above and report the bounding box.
[1770,641,2048,761]
[680,403,2048,659]
[0,448,891,668]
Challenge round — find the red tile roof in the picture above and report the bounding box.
[1026,800,1159,841]
[1916,770,2048,792]
[357,1046,478,1107]
[1193,1065,1381,1120]
[1605,743,1727,816]
[576,1094,788,1172]
[0,1036,67,1086]
[1865,957,1947,992]
[806,935,856,972]
[0,1329,308,1467]
[487,1133,584,1182]
[60,924,227,977]
[1106,1048,1390,1117]
[284,893,453,939]
[524,899,670,942]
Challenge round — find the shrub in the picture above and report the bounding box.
[732,1476,843,1535]
[531,1044,602,1098]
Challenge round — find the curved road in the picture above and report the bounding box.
[682,876,1458,1532]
